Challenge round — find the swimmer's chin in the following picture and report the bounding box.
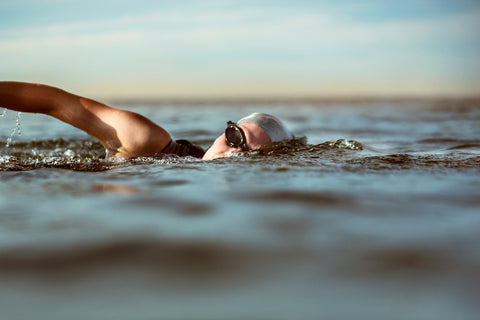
[202,148,240,161]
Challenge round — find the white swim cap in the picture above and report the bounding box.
[237,113,293,143]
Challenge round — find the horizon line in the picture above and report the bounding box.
[106,94,480,105]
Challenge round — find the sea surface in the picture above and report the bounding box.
[1,99,479,320]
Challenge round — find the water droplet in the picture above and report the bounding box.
[64,149,75,158]
[5,112,22,147]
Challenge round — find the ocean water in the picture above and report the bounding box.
[0,99,479,320]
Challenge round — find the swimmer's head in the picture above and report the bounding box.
[202,113,293,160]
[237,113,293,143]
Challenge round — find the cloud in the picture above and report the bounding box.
[1,1,479,97]
[2,4,479,51]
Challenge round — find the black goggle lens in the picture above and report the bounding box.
[225,121,247,150]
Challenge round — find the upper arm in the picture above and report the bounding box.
[50,94,172,158]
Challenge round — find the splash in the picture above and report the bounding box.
[318,139,364,151]
[4,111,22,147]
[0,138,204,171]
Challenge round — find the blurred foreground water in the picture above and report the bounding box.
[1,99,479,320]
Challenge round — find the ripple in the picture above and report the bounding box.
[447,144,480,150]
[236,190,353,207]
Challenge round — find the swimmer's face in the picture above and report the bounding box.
[202,122,272,160]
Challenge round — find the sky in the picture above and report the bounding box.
[1,0,479,99]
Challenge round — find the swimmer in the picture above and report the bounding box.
[0,81,293,160]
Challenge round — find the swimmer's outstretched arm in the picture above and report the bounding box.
[0,81,171,158]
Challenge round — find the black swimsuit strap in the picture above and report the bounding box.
[161,139,205,158]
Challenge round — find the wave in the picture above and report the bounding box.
[447,144,480,150]
[0,138,108,171]
[417,138,480,150]
[1,234,478,281]
[250,138,362,156]
[2,137,478,172]
[0,236,256,277]
[344,154,480,171]
[0,138,105,158]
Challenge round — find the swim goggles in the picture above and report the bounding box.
[225,121,248,150]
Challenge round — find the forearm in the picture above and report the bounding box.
[0,81,67,115]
